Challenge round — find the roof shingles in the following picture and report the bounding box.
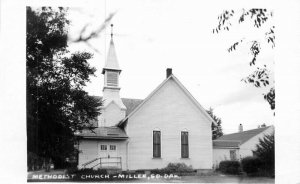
[79,96,143,139]
[213,126,271,148]
[92,96,143,116]
[77,127,128,139]
[213,140,240,148]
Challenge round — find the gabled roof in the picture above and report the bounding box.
[213,140,240,149]
[76,126,128,139]
[122,98,144,116]
[92,96,143,116]
[215,126,272,145]
[117,74,217,127]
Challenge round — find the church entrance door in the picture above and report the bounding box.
[99,144,120,169]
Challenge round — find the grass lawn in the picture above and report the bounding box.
[135,175,274,183]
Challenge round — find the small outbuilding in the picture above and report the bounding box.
[213,125,274,168]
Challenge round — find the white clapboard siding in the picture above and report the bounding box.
[78,139,128,170]
[101,102,126,127]
[212,148,240,169]
[239,126,274,158]
[126,78,213,170]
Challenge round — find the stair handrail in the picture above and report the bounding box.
[81,156,122,169]
[82,158,99,168]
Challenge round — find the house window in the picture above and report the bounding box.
[100,145,107,150]
[181,131,189,158]
[110,145,116,151]
[230,150,237,160]
[153,131,161,158]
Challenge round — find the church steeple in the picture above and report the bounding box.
[102,24,121,89]
[99,24,126,127]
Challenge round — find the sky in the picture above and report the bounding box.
[65,0,275,134]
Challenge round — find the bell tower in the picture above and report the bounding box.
[99,24,126,127]
[102,24,120,89]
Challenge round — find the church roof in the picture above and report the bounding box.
[92,96,143,116]
[77,127,128,139]
[117,74,217,127]
[122,98,144,115]
[102,39,120,74]
[214,126,272,146]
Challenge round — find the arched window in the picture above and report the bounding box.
[181,131,189,158]
[153,129,161,158]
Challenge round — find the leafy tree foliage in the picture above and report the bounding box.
[213,9,275,112]
[264,87,275,110]
[27,7,101,169]
[241,156,262,174]
[207,108,223,140]
[219,160,241,175]
[252,133,275,175]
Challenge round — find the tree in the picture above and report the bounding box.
[213,9,275,112]
[207,108,223,140]
[70,10,116,53]
[252,133,275,176]
[27,7,101,169]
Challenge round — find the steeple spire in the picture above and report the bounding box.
[102,24,121,74]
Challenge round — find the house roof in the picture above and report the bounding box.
[215,126,271,145]
[213,140,240,148]
[76,126,128,139]
[92,96,143,116]
[117,74,217,127]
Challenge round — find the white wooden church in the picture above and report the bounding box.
[76,28,216,171]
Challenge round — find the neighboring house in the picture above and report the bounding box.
[76,33,216,171]
[212,124,274,168]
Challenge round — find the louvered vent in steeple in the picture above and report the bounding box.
[106,71,119,87]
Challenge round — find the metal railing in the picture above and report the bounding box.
[82,157,122,170]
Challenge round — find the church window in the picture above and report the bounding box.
[110,145,116,151]
[100,145,107,150]
[153,131,161,158]
[181,131,189,158]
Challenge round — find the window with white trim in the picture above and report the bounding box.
[100,145,107,150]
[153,131,161,158]
[181,131,189,158]
[110,145,116,151]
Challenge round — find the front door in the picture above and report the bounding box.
[99,144,108,158]
[99,144,119,168]
[108,145,117,158]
